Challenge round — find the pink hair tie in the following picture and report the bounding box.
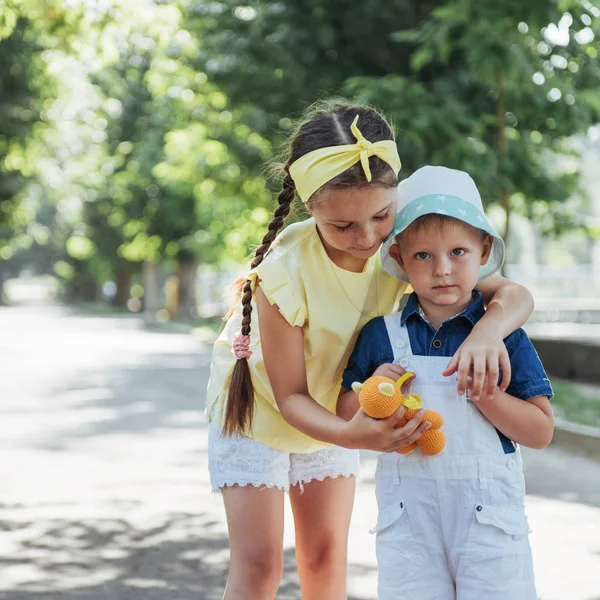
[232,331,252,360]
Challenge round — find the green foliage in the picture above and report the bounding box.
[196,0,600,242]
[2,0,600,303]
[0,15,45,231]
[551,378,600,427]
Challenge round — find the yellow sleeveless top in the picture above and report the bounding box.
[205,218,408,453]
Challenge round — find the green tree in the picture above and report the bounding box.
[194,0,600,247]
[187,0,435,139]
[0,7,57,301]
[348,1,600,242]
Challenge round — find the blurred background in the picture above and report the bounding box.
[1,1,599,599]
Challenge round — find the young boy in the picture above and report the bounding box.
[338,166,554,600]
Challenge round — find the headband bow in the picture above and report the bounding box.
[288,115,401,203]
[351,117,377,182]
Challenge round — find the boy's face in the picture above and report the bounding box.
[389,218,492,308]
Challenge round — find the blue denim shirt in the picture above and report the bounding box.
[342,291,553,453]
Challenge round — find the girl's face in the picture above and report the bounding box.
[310,185,397,266]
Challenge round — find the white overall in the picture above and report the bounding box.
[372,315,536,600]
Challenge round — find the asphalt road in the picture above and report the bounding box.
[0,303,598,600]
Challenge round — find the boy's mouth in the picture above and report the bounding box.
[433,284,456,290]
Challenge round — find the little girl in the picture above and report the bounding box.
[205,102,534,600]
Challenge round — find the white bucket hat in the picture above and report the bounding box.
[381,166,505,283]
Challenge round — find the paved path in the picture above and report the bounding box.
[0,304,599,599]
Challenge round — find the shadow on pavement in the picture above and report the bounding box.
[1,512,216,599]
[0,509,373,600]
[1,306,597,599]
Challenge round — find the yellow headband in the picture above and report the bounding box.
[288,115,402,203]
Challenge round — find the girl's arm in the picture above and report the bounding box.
[255,285,431,452]
[472,389,554,449]
[337,389,360,422]
[443,273,534,402]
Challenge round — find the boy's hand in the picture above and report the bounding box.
[373,363,408,383]
[443,328,511,402]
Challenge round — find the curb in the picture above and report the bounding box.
[528,333,600,385]
[551,418,600,459]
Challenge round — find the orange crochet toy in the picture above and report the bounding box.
[352,373,446,456]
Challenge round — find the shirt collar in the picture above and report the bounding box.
[400,289,485,327]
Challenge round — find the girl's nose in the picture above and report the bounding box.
[356,226,377,249]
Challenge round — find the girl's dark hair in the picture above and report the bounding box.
[223,101,398,436]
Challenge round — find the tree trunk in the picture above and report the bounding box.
[176,259,198,319]
[113,268,131,309]
[74,275,100,303]
[497,74,511,240]
[497,74,510,273]
[143,259,160,324]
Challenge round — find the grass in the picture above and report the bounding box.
[550,378,600,428]
[170,315,223,334]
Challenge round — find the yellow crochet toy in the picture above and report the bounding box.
[352,373,446,456]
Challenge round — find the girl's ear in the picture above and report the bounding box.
[389,243,405,270]
[480,235,493,265]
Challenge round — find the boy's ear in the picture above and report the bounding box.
[480,235,493,265]
[389,243,405,270]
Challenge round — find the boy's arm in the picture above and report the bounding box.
[472,390,554,449]
[471,328,554,449]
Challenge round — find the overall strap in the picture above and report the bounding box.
[383,313,413,363]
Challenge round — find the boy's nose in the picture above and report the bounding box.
[433,257,452,276]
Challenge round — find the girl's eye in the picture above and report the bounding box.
[374,210,390,221]
[335,224,351,232]
[451,248,466,256]
[415,252,430,260]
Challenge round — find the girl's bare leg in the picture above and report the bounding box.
[290,476,356,600]
[222,484,285,600]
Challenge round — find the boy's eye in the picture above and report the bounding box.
[451,248,466,256]
[415,252,430,260]
[335,224,351,232]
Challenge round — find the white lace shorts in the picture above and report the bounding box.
[208,421,360,493]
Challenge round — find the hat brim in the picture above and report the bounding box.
[380,194,505,283]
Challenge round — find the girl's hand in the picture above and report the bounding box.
[340,405,431,453]
[442,327,511,402]
[468,373,495,404]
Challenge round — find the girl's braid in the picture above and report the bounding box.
[223,173,295,436]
